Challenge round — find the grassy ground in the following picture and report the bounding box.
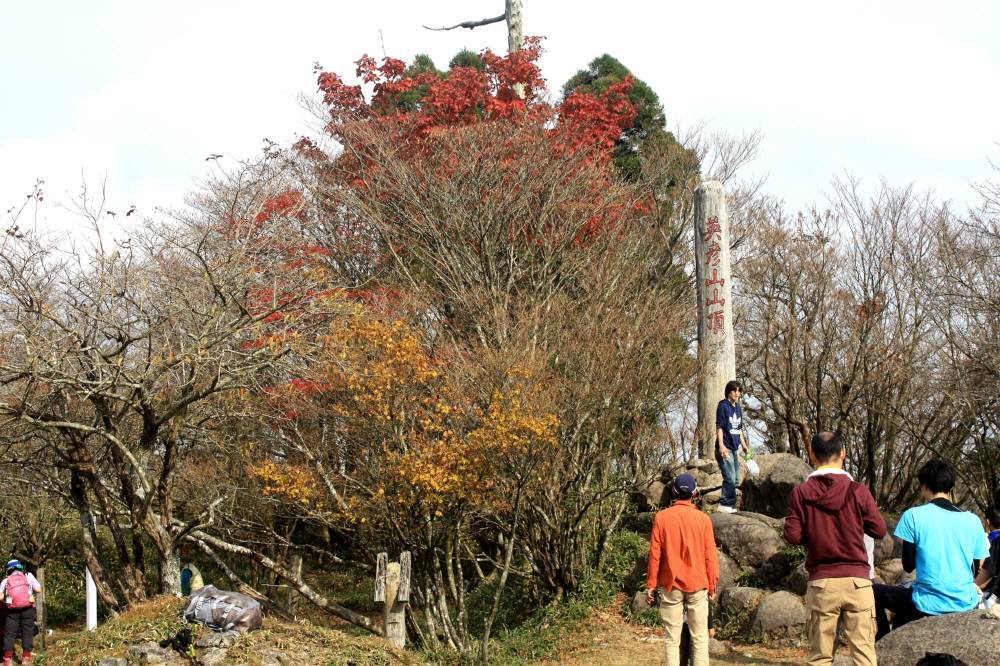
[36,596,415,666]
[32,593,804,665]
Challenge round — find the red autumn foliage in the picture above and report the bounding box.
[305,38,636,163]
[301,41,642,249]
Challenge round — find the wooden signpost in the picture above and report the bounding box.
[374,551,410,649]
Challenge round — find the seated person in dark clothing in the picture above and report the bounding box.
[974,499,1000,605]
[874,460,989,639]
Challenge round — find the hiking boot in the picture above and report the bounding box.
[21,654,32,665]
[718,505,737,513]
[3,656,11,666]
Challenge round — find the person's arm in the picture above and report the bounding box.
[705,518,720,598]
[858,485,887,539]
[715,403,729,460]
[895,509,917,573]
[646,515,663,603]
[901,540,916,573]
[783,489,804,545]
[738,407,748,453]
[975,557,993,590]
[27,573,41,592]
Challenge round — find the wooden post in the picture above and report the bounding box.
[694,181,737,458]
[37,566,46,649]
[374,552,409,649]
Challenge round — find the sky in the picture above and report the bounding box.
[2,1,999,231]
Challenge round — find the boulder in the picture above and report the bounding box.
[872,515,902,564]
[874,558,914,586]
[199,648,230,666]
[711,511,786,568]
[875,610,1000,666]
[740,453,812,518]
[634,511,656,532]
[99,659,128,666]
[757,550,798,588]
[195,630,240,649]
[718,586,765,617]
[782,563,809,596]
[625,552,649,593]
[709,636,729,656]
[128,642,185,665]
[637,479,668,510]
[749,591,808,646]
[717,550,740,592]
[260,653,288,666]
[630,589,651,614]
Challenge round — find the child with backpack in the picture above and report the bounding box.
[0,560,41,665]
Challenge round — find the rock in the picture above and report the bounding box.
[99,659,128,666]
[782,563,808,596]
[711,511,786,568]
[638,479,668,510]
[874,558,914,586]
[757,550,797,588]
[875,610,1000,666]
[195,630,240,649]
[260,652,287,666]
[740,453,813,518]
[832,655,853,666]
[199,647,230,666]
[625,552,649,594]
[709,636,729,656]
[634,511,656,532]
[128,642,185,665]
[630,589,651,614]
[717,550,740,592]
[749,590,808,645]
[872,515,902,564]
[718,586,765,617]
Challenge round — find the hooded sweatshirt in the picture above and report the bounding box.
[784,470,887,581]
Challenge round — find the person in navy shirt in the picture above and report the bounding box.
[874,459,989,638]
[715,380,747,513]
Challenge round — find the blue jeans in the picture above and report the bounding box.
[716,448,740,508]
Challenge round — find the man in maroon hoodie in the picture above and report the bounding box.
[784,432,887,666]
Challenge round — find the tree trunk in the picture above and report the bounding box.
[71,473,122,613]
[160,550,182,596]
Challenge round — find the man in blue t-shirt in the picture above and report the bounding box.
[715,380,746,513]
[874,459,990,639]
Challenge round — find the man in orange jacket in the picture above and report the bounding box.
[646,473,720,666]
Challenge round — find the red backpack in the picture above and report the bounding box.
[6,572,31,608]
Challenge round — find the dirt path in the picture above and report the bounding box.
[539,608,807,666]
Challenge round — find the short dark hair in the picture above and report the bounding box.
[724,380,742,396]
[985,506,1000,528]
[810,431,843,462]
[917,459,955,494]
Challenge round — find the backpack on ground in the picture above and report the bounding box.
[182,585,262,632]
[5,572,32,608]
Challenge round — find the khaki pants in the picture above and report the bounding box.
[658,587,709,666]
[804,577,876,666]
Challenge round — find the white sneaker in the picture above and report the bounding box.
[718,505,737,513]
